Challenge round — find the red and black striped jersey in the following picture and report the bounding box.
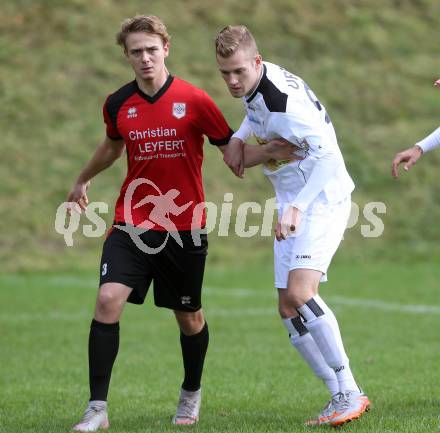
[103,75,233,231]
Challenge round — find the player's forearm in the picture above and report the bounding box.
[76,139,124,184]
[243,144,272,167]
[416,126,440,154]
[291,151,339,212]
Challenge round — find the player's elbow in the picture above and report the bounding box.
[106,142,125,161]
[218,144,227,155]
[114,145,125,159]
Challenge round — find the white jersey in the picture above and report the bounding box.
[233,62,354,213]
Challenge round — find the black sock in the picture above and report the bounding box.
[88,319,120,401]
[180,322,209,392]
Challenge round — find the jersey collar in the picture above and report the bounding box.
[246,64,267,104]
[134,74,174,104]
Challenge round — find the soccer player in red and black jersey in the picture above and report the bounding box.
[67,15,295,431]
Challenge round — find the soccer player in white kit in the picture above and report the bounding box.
[392,78,440,177]
[215,25,370,426]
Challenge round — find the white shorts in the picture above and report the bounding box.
[274,197,351,288]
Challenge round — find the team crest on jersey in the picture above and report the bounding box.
[127,107,137,118]
[172,102,186,119]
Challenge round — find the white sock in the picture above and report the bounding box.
[283,317,339,396]
[88,400,107,410]
[297,296,359,393]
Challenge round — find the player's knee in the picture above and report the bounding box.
[280,293,305,314]
[278,305,296,319]
[278,303,297,319]
[292,294,308,309]
[97,285,124,311]
[175,310,204,335]
[289,286,315,309]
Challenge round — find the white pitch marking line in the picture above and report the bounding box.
[327,296,440,315]
[1,285,440,322]
[204,287,440,315]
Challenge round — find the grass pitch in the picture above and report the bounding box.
[1,260,439,433]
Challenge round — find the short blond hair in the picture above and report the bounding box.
[215,25,258,58]
[116,15,170,50]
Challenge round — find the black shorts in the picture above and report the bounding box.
[99,226,208,311]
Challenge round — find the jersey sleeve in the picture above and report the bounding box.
[416,126,440,153]
[266,102,342,212]
[232,116,254,142]
[195,91,234,145]
[103,96,122,140]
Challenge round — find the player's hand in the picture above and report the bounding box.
[434,78,440,87]
[265,138,305,162]
[223,137,245,178]
[275,206,302,241]
[66,181,90,214]
[391,145,423,178]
